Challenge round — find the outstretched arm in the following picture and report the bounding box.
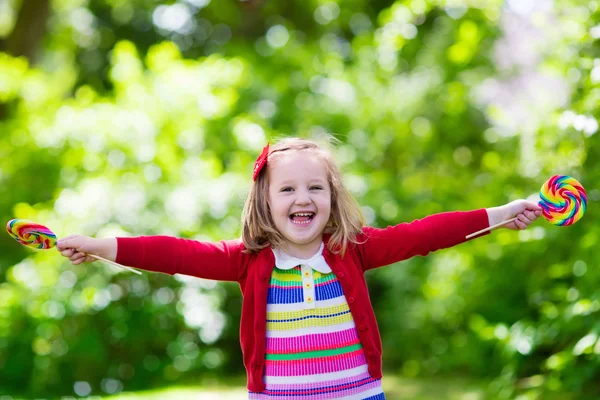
[57,235,246,282]
[358,200,542,271]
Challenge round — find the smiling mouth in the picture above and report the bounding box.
[289,212,315,225]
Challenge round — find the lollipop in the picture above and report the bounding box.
[6,219,141,275]
[466,175,587,239]
[6,219,57,249]
[539,175,587,226]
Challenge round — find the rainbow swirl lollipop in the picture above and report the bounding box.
[539,175,587,226]
[6,219,57,249]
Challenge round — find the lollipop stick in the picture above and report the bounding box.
[465,217,517,239]
[87,254,142,275]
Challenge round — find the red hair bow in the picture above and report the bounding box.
[253,143,269,181]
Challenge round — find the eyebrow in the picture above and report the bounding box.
[278,179,327,186]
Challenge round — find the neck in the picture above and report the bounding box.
[280,241,322,259]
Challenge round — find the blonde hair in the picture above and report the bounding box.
[241,137,365,256]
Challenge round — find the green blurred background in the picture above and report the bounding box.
[0,0,597,399]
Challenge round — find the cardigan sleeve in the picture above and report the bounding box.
[115,236,247,282]
[357,209,490,271]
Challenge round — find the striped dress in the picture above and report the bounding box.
[249,245,385,400]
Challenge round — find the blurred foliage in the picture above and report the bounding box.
[0,0,598,398]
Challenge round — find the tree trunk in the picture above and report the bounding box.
[0,0,50,120]
[0,0,51,60]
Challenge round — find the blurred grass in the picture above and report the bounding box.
[99,375,580,400]
[101,376,489,400]
[4,375,485,400]
[6,375,580,400]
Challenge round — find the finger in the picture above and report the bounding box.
[57,236,82,251]
[60,249,75,257]
[72,254,89,265]
[57,239,75,251]
[514,218,527,229]
[517,214,532,225]
[525,201,543,212]
[524,210,537,221]
[515,214,527,229]
[69,252,86,262]
[72,258,85,265]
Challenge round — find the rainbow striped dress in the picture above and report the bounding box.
[248,244,385,400]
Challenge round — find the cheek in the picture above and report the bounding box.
[270,200,286,218]
[322,193,332,210]
[267,192,279,212]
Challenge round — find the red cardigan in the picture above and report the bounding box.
[116,209,489,392]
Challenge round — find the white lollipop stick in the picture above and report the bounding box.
[86,253,142,275]
[465,217,518,239]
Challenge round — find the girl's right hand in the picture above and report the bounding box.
[57,235,117,265]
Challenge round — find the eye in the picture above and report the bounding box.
[280,187,293,192]
[310,186,323,190]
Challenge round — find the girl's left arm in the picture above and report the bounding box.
[358,200,541,271]
[486,199,543,231]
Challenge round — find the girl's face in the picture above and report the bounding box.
[268,151,331,259]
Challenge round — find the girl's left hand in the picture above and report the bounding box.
[487,199,543,230]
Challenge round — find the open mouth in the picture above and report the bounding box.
[289,212,315,225]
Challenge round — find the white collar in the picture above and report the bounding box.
[271,242,332,273]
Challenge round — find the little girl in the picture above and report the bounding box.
[57,138,542,399]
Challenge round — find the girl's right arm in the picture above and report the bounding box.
[57,235,245,282]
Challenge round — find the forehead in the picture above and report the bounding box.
[268,151,328,182]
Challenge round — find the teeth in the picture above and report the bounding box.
[290,212,314,225]
[292,219,311,224]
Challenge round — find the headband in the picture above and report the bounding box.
[252,143,269,181]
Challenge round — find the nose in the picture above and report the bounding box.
[294,188,312,205]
